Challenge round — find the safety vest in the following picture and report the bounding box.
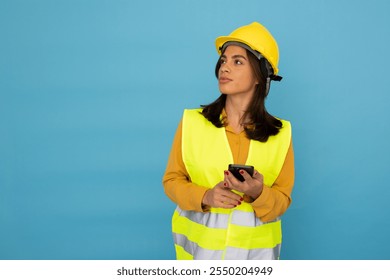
[172,108,291,260]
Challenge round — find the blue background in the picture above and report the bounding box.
[1,0,390,260]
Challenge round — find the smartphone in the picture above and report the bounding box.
[228,164,254,182]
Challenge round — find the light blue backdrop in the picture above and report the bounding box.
[1,0,389,260]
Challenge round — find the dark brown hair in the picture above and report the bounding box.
[201,49,282,142]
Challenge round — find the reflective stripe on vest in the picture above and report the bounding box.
[173,108,291,260]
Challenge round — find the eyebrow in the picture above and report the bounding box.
[221,54,248,60]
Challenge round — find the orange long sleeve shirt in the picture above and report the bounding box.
[163,118,295,222]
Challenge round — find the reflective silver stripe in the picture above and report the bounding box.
[224,245,281,260]
[176,207,230,229]
[173,233,224,260]
[174,232,280,260]
[231,210,280,227]
[178,206,279,228]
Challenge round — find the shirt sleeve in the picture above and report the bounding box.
[162,120,209,212]
[251,139,295,222]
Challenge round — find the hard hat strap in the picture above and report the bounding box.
[270,74,282,81]
[265,77,271,96]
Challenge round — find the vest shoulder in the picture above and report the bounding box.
[183,108,205,122]
[276,118,292,130]
[274,119,292,142]
[183,108,203,115]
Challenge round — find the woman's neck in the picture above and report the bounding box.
[225,95,251,133]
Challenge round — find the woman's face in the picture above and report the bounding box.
[218,45,259,97]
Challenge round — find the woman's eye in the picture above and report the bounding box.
[235,60,243,65]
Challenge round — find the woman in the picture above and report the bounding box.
[163,22,294,260]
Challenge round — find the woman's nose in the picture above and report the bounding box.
[220,64,230,73]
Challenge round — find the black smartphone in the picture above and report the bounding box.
[228,164,254,182]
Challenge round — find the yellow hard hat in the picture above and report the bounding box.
[215,22,280,76]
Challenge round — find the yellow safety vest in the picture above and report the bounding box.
[172,108,291,260]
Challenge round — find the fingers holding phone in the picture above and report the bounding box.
[225,164,264,200]
[228,164,254,182]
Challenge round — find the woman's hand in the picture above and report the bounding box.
[224,169,264,201]
[202,181,243,209]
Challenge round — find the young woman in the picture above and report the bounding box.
[163,22,294,260]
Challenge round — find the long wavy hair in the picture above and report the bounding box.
[201,48,282,142]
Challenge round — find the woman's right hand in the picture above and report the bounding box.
[202,181,243,209]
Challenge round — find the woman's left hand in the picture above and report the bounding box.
[224,169,264,201]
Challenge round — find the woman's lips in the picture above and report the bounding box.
[219,77,232,83]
